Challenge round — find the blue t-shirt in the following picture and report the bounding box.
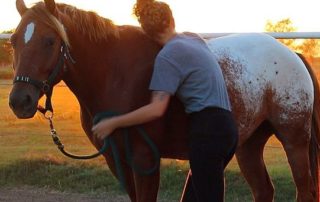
[149,32,231,113]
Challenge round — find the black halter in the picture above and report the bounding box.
[13,42,75,115]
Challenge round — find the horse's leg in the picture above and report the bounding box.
[236,122,274,202]
[128,133,161,202]
[274,124,316,202]
[131,150,160,202]
[104,156,137,201]
[132,170,160,202]
[79,108,137,201]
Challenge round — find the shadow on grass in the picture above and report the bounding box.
[0,159,188,201]
[0,159,296,201]
[0,159,121,194]
[226,169,296,202]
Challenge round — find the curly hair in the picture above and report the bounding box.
[133,0,174,38]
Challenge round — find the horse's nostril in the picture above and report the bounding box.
[9,99,15,109]
[9,93,33,111]
[22,95,33,110]
[24,95,32,105]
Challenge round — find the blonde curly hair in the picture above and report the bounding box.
[133,0,174,38]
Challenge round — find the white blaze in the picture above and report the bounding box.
[24,22,35,44]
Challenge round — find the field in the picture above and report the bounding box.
[0,68,298,201]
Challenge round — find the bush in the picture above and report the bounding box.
[0,39,12,65]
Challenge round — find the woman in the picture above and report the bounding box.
[92,1,238,201]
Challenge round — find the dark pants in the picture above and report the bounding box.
[183,107,238,202]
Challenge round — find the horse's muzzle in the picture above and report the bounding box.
[9,85,39,119]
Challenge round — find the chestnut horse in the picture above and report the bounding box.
[9,0,319,201]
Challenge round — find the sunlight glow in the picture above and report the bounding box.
[1,0,320,33]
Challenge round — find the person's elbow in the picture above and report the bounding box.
[150,102,168,119]
[152,106,167,119]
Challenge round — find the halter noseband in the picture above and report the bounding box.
[13,42,75,115]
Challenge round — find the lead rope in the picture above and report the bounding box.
[40,110,160,189]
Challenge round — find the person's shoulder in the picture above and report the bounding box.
[164,34,193,50]
[182,32,201,38]
[159,33,204,58]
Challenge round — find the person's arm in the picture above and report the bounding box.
[92,91,171,140]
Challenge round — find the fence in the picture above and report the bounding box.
[2,32,320,40]
[0,34,11,39]
[200,32,320,39]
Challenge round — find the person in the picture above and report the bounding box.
[92,1,238,201]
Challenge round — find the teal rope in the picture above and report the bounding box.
[93,111,160,188]
[124,126,160,175]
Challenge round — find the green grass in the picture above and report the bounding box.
[0,80,296,201]
[0,159,119,193]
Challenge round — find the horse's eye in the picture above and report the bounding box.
[10,34,17,48]
[44,37,55,47]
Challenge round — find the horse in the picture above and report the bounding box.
[9,0,319,201]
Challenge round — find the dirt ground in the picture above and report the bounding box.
[0,186,130,202]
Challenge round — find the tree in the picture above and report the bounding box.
[0,40,12,66]
[298,39,320,58]
[0,30,14,66]
[265,18,320,58]
[265,18,297,48]
[2,29,14,34]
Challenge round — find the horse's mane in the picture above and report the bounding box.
[57,3,119,41]
[27,2,119,46]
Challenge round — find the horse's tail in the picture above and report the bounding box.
[297,53,320,201]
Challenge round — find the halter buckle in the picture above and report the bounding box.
[44,110,54,120]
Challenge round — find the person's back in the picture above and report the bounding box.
[151,33,231,113]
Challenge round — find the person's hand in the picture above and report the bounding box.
[92,118,117,140]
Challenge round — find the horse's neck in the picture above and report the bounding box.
[62,39,111,114]
[60,23,112,114]
[60,21,158,116]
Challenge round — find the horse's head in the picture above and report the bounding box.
[9,0,70,118]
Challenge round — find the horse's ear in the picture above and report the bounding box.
[16,0,28,16]
[44,0,57,15]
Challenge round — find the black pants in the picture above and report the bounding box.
[185,107,238,202]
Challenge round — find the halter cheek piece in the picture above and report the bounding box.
[13,42,75,115]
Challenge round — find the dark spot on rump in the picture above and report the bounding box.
[274,61,277,65]
[276,71,279,75]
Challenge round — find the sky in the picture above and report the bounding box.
[1,0,320,33]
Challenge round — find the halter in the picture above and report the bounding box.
[13,42,75,116]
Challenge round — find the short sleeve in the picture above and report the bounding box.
[149,55,182,95]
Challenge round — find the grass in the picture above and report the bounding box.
[0,79,297,201]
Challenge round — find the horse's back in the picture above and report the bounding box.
[207,33,314,137]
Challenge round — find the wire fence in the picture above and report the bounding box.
[200,32,320,39]
[2,32,320,40]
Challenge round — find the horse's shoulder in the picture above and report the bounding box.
[117,25,145,38]
[118,25,159,46]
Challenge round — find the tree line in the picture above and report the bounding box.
[265,18,320,58]
[0,19,319,67]
[0,30,13,67]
